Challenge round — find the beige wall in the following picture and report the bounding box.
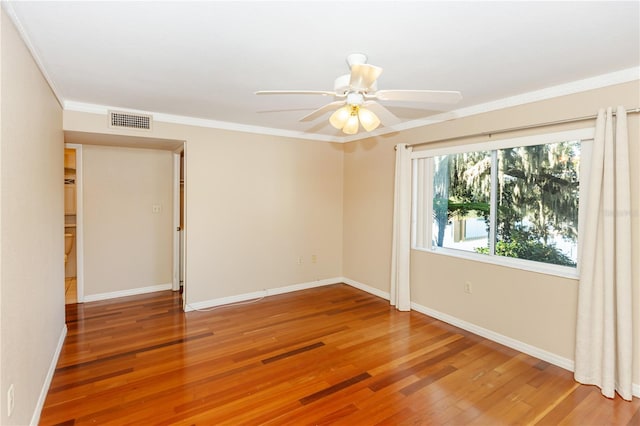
[83,145,173,296]
[63,112,344,307]
[342,80,640,386]
[0,10,65,425]
[66,82,639,388]
[184,132,343,304]
[343,138,395,291]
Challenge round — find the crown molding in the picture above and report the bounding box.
[154,111,341,143]
[63,101,342,143]
[65,68,638,144]
[340,66,640,142]
[6,0,637,143]
[2,1,65,108]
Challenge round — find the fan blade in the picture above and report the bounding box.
[255,90,338,96]
[363,101,401,126]
[374,90,462,104]
[299,101,346,122]
[349,64,383,91]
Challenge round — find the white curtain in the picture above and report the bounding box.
[390,143,412,311]
[575,107,633,400]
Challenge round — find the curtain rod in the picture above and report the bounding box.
[397,107,640,150]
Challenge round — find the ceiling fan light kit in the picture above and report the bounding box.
[329,91,382,133]
[343,113,360,135]
[256,53,462,135]
[329,104,381,134]
[358,107,381,132]
[329,105,353,130]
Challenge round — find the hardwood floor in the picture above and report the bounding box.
[41,284,639,425]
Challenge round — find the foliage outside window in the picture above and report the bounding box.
[412,130,590,273]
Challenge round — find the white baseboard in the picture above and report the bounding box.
[31,324,67,426]
[265,278,342,296]
[184,277,344,312]
[410,301,575,372]
[338,280,575,372]
[409,306,639,397]
[182,275,640,398]
[340,277,390,301]
[83,283,172,302]
[338,278,627,392]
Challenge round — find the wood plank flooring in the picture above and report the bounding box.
[40,284,640,425]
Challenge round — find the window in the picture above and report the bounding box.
[412,128,593,277]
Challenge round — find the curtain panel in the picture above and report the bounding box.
[390,143,412,311]
[575,107,633,400]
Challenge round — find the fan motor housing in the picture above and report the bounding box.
[334,74,378,95]
[346,92,364,106]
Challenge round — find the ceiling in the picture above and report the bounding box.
[5,1,639,142]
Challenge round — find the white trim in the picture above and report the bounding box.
[341,67,640,143]
[413,246,579,280]
[340,278,575,371]
[409,301,639,397]
[183,277,392,313]
[4,0,638,144]
[63,101,342,143]
[62,70,638,144]
[265,278,340,296]
[410,302,575,372]
[65,144,84,302]
[154,111,339,143]
[30,325,67,426]
[172,152,180,291]
[410,128,592,280]
[1,2,65,108]
[341,277,390,301]
[340,68,640,143]
[184,278,344,312]
[341,278,640,398]
[185,290,265,312]
[342,281,640,398]
[4,0,637,145]
[181,144,187,311]
[488,150,498,255]
[83,283,172,302]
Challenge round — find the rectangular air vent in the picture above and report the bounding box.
[109,110,152,131]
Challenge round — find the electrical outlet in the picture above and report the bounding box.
[152,204,162,213]
[311,254,317,263]
[7,384,14,417]
[297,256,303,265]
[464,281,472,294]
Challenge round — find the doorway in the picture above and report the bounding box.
[64,143,84,304]
[63,131,185,312]
[173,148,186,309]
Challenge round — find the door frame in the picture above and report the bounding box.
[65,143,84,302]
[172,145,186,310]
[172,150,180,291]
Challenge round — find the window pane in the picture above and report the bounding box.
[496,141,580,266]
[432,151,491,252]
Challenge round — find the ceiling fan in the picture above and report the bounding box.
[255,53,462,135]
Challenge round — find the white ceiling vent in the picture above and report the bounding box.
[109,110,152,131]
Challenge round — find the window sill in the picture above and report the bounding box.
[411,246,579,280]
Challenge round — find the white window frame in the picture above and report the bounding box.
[411,127,595,279]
